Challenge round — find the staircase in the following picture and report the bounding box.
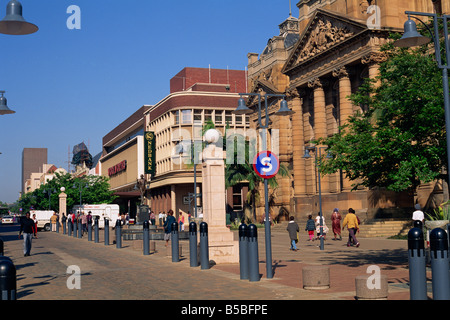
[358,219,412,238]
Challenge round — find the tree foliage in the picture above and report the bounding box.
[18,173,117,214]
[317,37,447,193]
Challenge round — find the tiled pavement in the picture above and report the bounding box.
[0,222,432,301]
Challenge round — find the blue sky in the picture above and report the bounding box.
[0,0,294,203]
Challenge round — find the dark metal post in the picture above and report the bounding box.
[171,222,179,262]
[189,222,198,267]
[115,219,122,249]
[104,218,109,246]
[143,221,150,255]
[62,216,67,235]
[200,222,209,270]
[407,227,427,300]
[239,223,249,280]
[248,224,260,282]
[77,218,82,238]
[0,239,3,256]
[87,216,92,241]
[73,218,77,238]
[94,216,99,243]
[56,220,59,234]
[68,219,72,236]
[430,228,450,300]
[0,256,16,300]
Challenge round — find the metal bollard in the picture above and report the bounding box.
[239,223,249,280]
[77,219,82,238]
[62,218,67,235]
[0,239,3,256]
[200,222,209,270]
[68,220,72,236]
[143,221,150,256]
[429,228,450,300]
[104,218,109,246]
[189,222,198,267]
[407,227,427,300]
[247,224,260,282]
[56,221,59,233]
[171,222,179,262]
[115,219,122,249]
[94,216,99,243]
[0,256,16,300]
[87,216,92,241]
[73,219,77,238]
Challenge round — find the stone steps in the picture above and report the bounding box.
[358,220,412,238]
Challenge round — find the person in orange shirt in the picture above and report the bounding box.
[342,208,360,247]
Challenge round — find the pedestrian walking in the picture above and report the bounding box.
[81,212,87,234]
[286,216,299,251]
[51,212,58,232]
[342,208,360,247]
[158,211,163,226]
[305,215,315,241]
[315,213,328,240]
[19,212,35,256]
[163,209,176,247]
[150,210,156,226]
[32,213,38,238]
[178,211,185,232]
[331,208,342,240]
[412,204,424,225]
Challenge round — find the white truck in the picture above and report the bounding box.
[29,210,55,231]
[72,204,120,229]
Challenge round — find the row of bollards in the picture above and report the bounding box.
[169,221,210,269]
[238,224,259,282]
[408,221,450,300]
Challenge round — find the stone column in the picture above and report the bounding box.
[308,78,327,140]
[287,87,306,197]
[201,130,239,264]
[333,66,354,191]
[362,52,388,89]
[308,78,330,194]
[59,188,67,216]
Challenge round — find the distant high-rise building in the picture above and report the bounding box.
[22,148,47,194]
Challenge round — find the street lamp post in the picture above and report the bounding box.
[394,11,450,193]
[233,93,293,279]
[303,146,330,250]
[0,0,38,35]
[0,91,15,115]
[44,188,56,210]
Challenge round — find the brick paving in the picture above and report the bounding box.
[0,222,433,301]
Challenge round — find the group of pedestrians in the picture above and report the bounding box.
[286,208,361,251]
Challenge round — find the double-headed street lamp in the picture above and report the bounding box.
[394,11,450,192]
[303,146,331,250]
[233,93,293,279]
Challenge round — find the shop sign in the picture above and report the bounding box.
[144,131,156,176]
[108,160,127,176]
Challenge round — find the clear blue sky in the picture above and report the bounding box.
[0,0,294,204]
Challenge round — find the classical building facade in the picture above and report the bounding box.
[246,0,446,222]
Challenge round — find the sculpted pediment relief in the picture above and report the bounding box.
[283,9,368,74]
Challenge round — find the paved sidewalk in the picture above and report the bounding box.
[0,222,431,300]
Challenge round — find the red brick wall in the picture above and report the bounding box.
[170,67,246,94]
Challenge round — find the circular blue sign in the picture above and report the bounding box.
[253,151,280,179]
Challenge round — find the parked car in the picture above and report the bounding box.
[1,215,14,224]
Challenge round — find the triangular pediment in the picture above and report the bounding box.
[283,9,368,75]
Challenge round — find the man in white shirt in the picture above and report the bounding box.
[412,204,424,224]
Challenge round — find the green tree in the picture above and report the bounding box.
[317,37,447,195]
[18,173,117,213]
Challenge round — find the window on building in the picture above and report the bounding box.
[225,111,233,125]
[181,109,192,124]
[174,111,180,125]
[194,110,202,123]
[204,110,212,122]
[235,114,243,125]
[215,110,223,124]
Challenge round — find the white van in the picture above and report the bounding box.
[30,210,55,231]
[72,204,120,229]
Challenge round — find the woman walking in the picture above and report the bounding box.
[331,208,342,240]
[342,208,360,247]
